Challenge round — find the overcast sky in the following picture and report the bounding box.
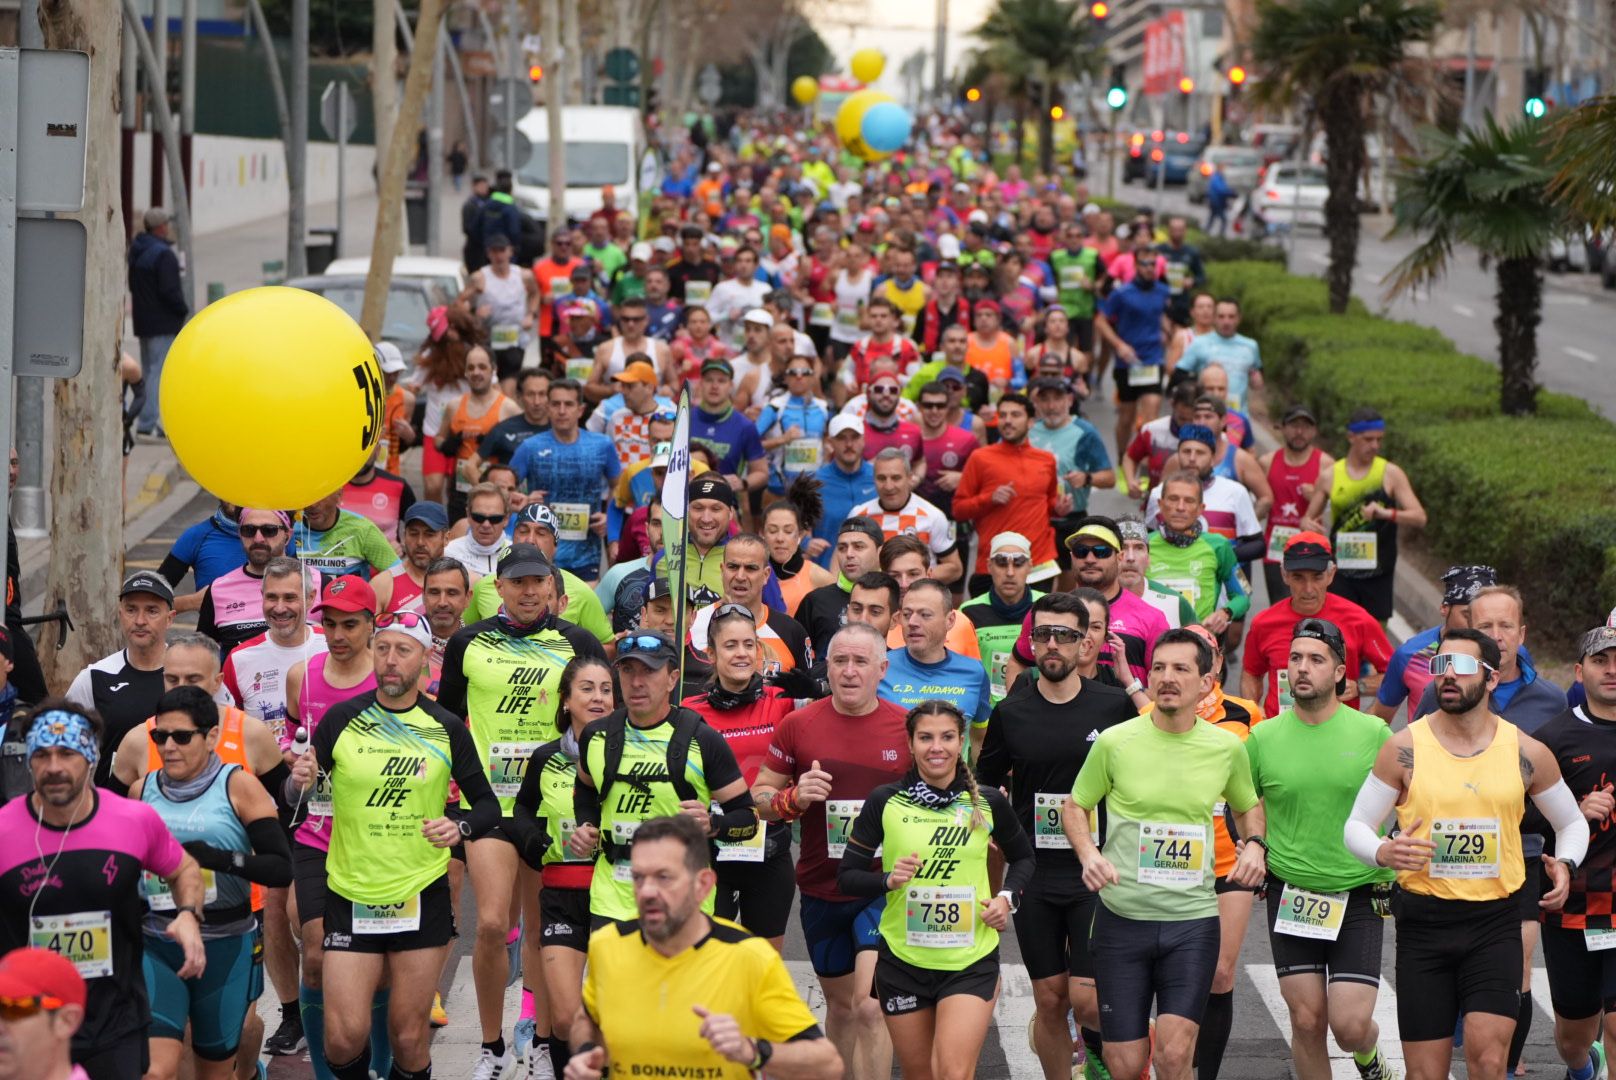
[813,0,994,102]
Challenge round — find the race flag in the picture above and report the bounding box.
[659,390,693,688]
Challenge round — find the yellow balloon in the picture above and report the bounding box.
[836,88,893,159]
[161,286,384,509]
[850,48,885,85]
[791,76,819,105]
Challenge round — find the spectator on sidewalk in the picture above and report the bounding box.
[128,208,188,438]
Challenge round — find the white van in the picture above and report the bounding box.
[511,105,655,229]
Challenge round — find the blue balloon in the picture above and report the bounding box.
[860,103,912,154]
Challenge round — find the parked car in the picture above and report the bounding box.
[1186,146,1265,203]
[323,255,465,298]
[1122,131,1152,183]
[287,273,457,357]
[1143,136,1207,186]
[1253,162,1329,229]
[1249,123,1302,166]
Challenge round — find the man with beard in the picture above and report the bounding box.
[563,815,840,1080]
[65,572,175,788]
[795,517,885,660]
[1260,405,1332,603]
[977,593,1134,1080]
[1345,628,1587,1080]
[196,509,296,657]
[382,504,449,613]
[954,394,1069,595]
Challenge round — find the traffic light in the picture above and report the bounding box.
[1050,105,1064,119]
[1107,64,1127,110]
[1227,65,1247,86]
[1090,1,1110,18]
[1177,76,1195,94]
[529,63,544,82]
[1523,68,1548,117]
[966,86,982,103]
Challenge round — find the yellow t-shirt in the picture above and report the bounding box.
[583,917,822,1079]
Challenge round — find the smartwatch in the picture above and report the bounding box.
[996,889,1020,915]
[749,1039,774,1071]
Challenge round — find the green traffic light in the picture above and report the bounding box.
[1106,87,1128,109]
[1523,96,1547,118]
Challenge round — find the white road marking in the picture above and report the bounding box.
[1546,293,1591,305]
[1451,304,1476,318]
[1247,963,1431,1079]
[1307,251,1329,266]
[1565,346,1598,363]
[1388,612,1416,646]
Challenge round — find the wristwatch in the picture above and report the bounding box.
[996,889,1020,915]
[1559,856,1580,875]
[1247,835,1269,855]
[748,1038,774,1071]
[174,904,204,923]
[457,818,474,840]
[1123,679,1144,696]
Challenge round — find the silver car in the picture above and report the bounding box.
[1186,146,1266,203]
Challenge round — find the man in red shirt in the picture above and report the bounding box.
[846,298,920,391]
[1239,531,1393,717]
[953,393,1071,594]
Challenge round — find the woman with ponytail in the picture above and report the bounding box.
[762,476,834,618]
[682,604,801,950]
[836,699,1035,1080]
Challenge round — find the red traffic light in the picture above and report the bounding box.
[1227,65,1247,85]
[529,64,544,81]
[1177,76,1195,94]
[1090,1,1110,17]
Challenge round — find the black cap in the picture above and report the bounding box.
[688,474,738,510]
[1281,404,1317,425]
[120,571,175,606]
[497,543,555,580]
[1441,564,1497,606]
[1293,617,1350,695]
[1029,375,1071,394]
[614,631,680,669]
[1282,532,1335,572]
[838,515,885,548]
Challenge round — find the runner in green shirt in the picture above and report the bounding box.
[466,504,614,644]
[1050,222,1102,324]
[1243,618,1397,1080]
[1063,629,1266,1080]
[838,700,1033,1080]
[958,532,1045,705]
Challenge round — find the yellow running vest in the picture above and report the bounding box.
[1396,717,1525,901]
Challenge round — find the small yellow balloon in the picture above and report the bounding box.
[161,286,384,509]
[791,75,819,105]
[850,48,885,85]
[836,88,894,159]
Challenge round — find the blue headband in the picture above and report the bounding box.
[1177,423,1217,449]
[1346,419,1386,434]
[26,710,100,767]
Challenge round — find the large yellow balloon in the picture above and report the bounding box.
[162,286,384,509]
[791,75,819,105]
[850,48,885,85]
[836,88,893,160]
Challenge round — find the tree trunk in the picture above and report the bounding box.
[1013,98,1028,166]
[1038,106,1055,176]
[38,0,126,687]
[1494,255,1542,415]
[1318,81,1365,314]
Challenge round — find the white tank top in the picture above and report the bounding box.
[481,266,528,342]
[831,271,872,344]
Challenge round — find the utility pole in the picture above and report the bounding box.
[181,0,195,196]
[150,0,166,208]
[544,0,566,223]
[426,31,445,256]
[505,0,521,176]
[933,0,948,103]
[362,0,448,339]
[13,0,46,541]
[287,0,308,277]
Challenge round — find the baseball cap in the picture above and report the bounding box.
[562,302,595,320]
[613,365,658,385]
[937,235,962,260]
[515,504,559,534]
[650,442,672,469]
[973,298,1001,316]
[989,532,1032,559]
[689,473,738,510]
[121,570,175,607]
[1293,617,1352,695]
[652,236,676,253]
[615,631,680,670]
[937,366,967,386]
[967,208,989,225]
[1067,516,1122,552]
[1176,423,1217,449]
[839,516,885,548]
[1283,531,1334,572]
[827,415,864,438]
[374,610,434,650]
[374,342,406,375]
[497,543,555,580]
[630,241,653,261]
[1441,564,1498,606]
[1580,625,1616,659]
[643,577,686,606]
[934,260,960,275]
[742,309,775,328]
[0,947,87,1009]
[312,576,378,617]
[1081,202,1102,215]
[701,359,733,379]
[1281,404,1318,425]
[1030,375,1070,394]
[402,503,450,531]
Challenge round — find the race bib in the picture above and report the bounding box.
[1160,577,1200,608]
[715,819,767,863]
[145,868,217,911]
[353,894,421,934]
[610,819,641,881]
[1429,818,1501,879]
[1336,531,1379,571]
[904,885,976,948]
[1034,793,1067,850]
[32,912,113,978]
[551,279,573,299]
[1277,669,1295,711]
[835,305,861,331]
[826,799,861,859]
[552,502,591,543]
[783,438,822,473]
[989,651,1011,701]
[901,312,918,336]
[1587,928,1616,952]
[1273,883,1349,941]
[557,818,595,864]
[1058,263,1089,291]
[1266,525,1300,564]
[488,742,542,798]
[1137,822,1208,888]
[565,357,595,383]
[1126,363,1163,388]
[684,280,712,306]
[309,771,334,818]
[1167,263,1192,294]
[809,302,834,327]
[491,323,521,349]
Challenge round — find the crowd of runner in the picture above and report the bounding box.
[4,115,1616,1080]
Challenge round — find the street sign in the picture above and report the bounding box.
[523,33,544,55]
[320,81,358,142]
[698,64,722,106]
[602,84,639,107]
[603,47,639,84]
[13,217,85,379]
[13,48,89,213]
[489,130,534,171]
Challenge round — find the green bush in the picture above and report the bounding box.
[1199,256,1616,649]
[1198,236,1287,265]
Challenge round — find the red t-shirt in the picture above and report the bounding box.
[1243,593,1395,717]
[765,696,911,901]
[683,686,796,785]
[917,428,978,514]
[863,420,925,466]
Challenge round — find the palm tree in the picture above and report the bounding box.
[1383,115,1566,415]
[1547,94,1616,232]
[975,0,1102,175]
[1250,0,1440,313]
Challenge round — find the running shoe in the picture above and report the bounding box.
[263,1013,306,1056]
[513,1018,536,1069]
[430,992,448,1028]
[1354,1047,1401,1080]
[471,1045,517,1080]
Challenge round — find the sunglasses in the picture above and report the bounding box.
[151,728,206,746]
[620,315,648,324]
[0,996,63,1020]
[786,368,814,378]
[619,634,672,655]
[1031,625,1083,644]
[469,512,507,525]
[1430,653,1495,677]
[990,555,1030,568]
[713,602,757,621]
[239,523,285,538]
[920,401,949,410]
[869,386,900,396]
[376,611,429,631]
[1069,543,1115,560]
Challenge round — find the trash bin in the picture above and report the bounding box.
[306,227,339,275]
[405,183,428,246]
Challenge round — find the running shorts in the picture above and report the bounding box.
[1391,890,1519,1040]
[1012,876,1097,981]
[714,845,796,940]
[143,932,257,1059]
[1264,876,1384,986]
[324,873,456,954]
[539,886,591,954]
[1541,920,1616,1021]
[292,842,329,926]
[1090,904,1219,1042]
[874,947,1000,1015]
[800,894,885,979]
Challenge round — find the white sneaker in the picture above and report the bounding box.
[472,1046,518,1080]
[527,1050,556,1080]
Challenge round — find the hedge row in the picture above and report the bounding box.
[1206,260,1616,647]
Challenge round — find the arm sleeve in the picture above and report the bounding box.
[1234,489,1263,541]
[837,791,893,898]
[1533,778,1590,868]
[987,789,1036,895]
[187,812,294,887]
[573,726,603,827]
[158,553,192,587]
[506,748,553,868]
[64,668,94,711]
[1363,618,1395,672]
[950,457,991,521]
[694,724,746,794]
[1344,772,1399,867]
[1222,738,1259,814]
[436,633,471,718]
[1216,544,1251,619]
[1124,429,1152,466]
[1069,738,1111,809]
[448,720,501,835]
[1078,428,1113,472]
[974,708,1009,789]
